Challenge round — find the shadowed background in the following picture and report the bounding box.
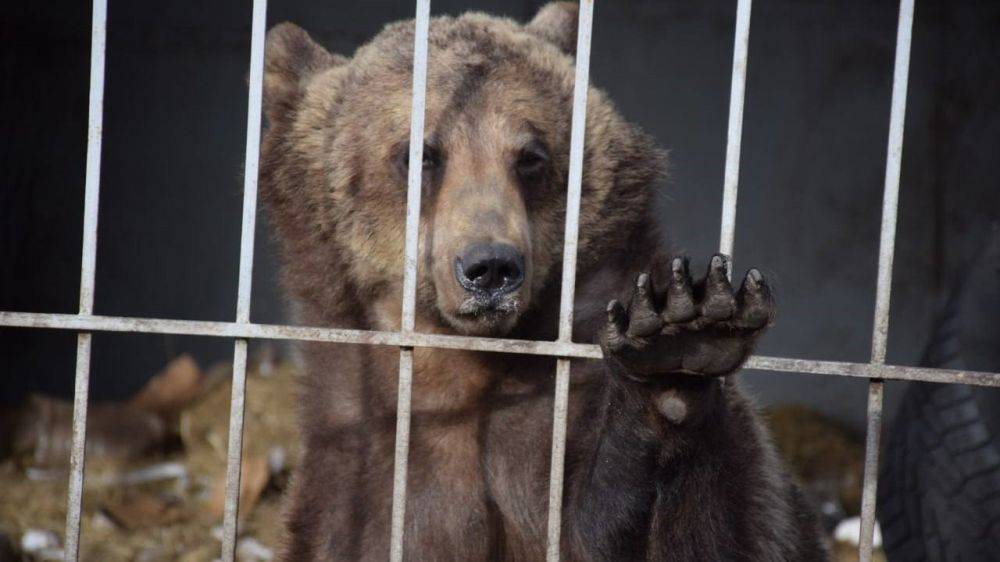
[1,0,998,432]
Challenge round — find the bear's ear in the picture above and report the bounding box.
[526,2,579,56]
[264,23,346,125]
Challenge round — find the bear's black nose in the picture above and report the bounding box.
[455,243,525,297]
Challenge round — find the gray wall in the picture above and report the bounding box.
[2,0,998,431]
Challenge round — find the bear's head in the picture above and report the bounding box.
[261,2,664,337]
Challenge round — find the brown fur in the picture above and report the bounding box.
[260,4,828,560]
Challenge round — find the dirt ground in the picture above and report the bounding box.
[0,353,882,561]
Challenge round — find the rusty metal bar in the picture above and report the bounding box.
[389,1,431,560]
[546,2,595,560]
[859,0,915,559]
[219,0,268,557]
[718,0,752,266]
[64,0,108,557]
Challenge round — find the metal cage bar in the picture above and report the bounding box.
[4,310,999,386]
[63,0,108,558]
[719,0,752,264]
[4,0,999,559]
[388,1,431,560]
[545,2,595,560]
[219,0,269,559]
[859,0,915,560]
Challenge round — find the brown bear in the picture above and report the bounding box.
[259,3,829,561]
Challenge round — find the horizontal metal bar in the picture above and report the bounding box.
[745,355,1000,387]
[4,311,1000,386]
[0,311,602,359]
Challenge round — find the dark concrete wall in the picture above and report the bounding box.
[1,0,998,431]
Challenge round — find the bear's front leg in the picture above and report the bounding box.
[566,254,774,561]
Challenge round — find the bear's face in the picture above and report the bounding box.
[261,3,664,336]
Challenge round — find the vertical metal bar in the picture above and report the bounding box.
[389,348,415,562]
[859,379,885,561]
[65,335,92,562]
[545,358,573,561]
[234,0,267,327]
[221,339,250,561]
[718,0,752,266]
[220,0,268,558]
[64,0,108,558]
[399,0,431,336]
[546,2,594,560]
[870,0,914,368]
[860,1,914,560]
[389,1,431,561]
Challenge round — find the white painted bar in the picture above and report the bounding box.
[220,0,268,557]
[546,358,573,561]
[860,0,915,560]
[64,0,108,557]
[389,1,431,560]
[870,0,914,367]
[221,339,250,561]
[718,0,752,266]
[859,380,885,562]
[547,1,595,560]
[389,348,415,562]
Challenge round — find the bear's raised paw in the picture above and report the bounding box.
[601,254,773,379]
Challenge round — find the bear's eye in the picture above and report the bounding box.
[399,144,441,175]
[515,144,549,177]
[421,146,441,171]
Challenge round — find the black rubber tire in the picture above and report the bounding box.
[878,382,1000,561]
[879,225,1000,562]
